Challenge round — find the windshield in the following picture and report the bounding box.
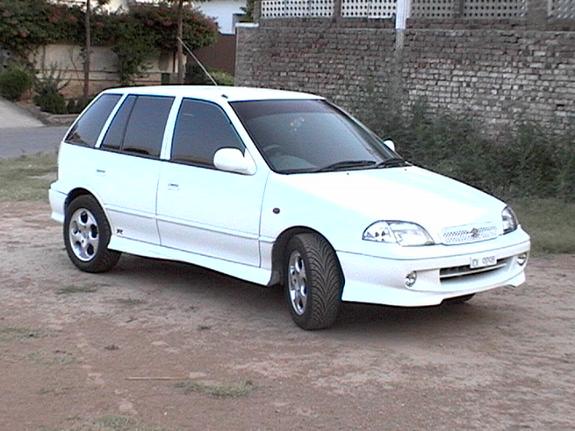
[230,99,404,174]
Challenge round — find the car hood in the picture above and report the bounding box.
[279,166,505,237]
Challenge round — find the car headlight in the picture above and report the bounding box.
[362,221,434,246]
[502,206,518,234]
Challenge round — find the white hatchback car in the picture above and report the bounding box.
[50,86,530,329]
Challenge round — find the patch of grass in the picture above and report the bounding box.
[0,326,42,342]
[0,152,57,201]
[56,285,99,295]
[175,379,255,398]
[114,298,146,307]
[27,350,76,366]
[39,415,172,431]
[38,385,74,396]
[512,198,575,255]
[88,415,169,431]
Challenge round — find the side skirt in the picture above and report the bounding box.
[108,236,272,286]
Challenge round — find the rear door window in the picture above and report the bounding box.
[100,95,174,157]
[171,99,244,167]
[65,94,121,147]
[101,96,136,151]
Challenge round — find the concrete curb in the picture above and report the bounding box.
[16,102,78,127]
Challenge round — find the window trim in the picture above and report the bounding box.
[99,94,136,152]
[168,97,247,171]
[64,93,123,148]
[98,94,175,160]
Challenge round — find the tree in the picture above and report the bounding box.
[83,0,109,97]
[170,0,195,84]
[83,0,91,98]
[177,0,185,84]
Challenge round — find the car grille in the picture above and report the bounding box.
[441,223,498,245]
[440,258,510,280]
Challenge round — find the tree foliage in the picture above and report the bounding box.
[0,0,217,58]
[0,0,82,58]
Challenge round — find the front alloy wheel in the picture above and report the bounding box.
[284,233,343,330]
[288,250,308,316]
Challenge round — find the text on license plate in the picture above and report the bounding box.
[470,255,496,269]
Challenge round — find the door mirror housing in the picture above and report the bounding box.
[383,139,396,152]
[213,148,256,175]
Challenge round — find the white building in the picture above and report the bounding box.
[65,0,248,35]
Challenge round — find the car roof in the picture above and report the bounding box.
[101,86,324,103]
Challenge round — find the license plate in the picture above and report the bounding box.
[470,255,496,269]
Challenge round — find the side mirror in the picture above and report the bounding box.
[383,139,396,152]
[213,148,256,175]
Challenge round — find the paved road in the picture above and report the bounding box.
[0,126,67,158]
[0,97,44,128]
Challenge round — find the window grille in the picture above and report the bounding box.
[462,0,527,18]
[550,0,575,19]
[341,0,397,18]
[261,0,334,18]
[411,0,454,18]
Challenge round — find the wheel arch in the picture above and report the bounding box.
[269,226,344,287]
[65,188,104,212]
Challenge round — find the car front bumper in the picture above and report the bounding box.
[337,232,530,307]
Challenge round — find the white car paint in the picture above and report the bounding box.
[50,86,530,308]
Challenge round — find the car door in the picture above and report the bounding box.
[92,94,175,245]
[156,98,267,266]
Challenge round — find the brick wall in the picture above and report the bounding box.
[235,17,575,132]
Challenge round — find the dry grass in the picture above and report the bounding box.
[56,285,99,295]
[39,415,172,431]
[175,379,255,398]
[512,198,575,255]
[0,152,57,201]
[0,326,43,342]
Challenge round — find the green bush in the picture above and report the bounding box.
[0,64,33,101]
[210,70,234,86]
[368,99,575,202]
[34,86,66,114]
[112,18,158,86]
[65,96,92,114]
[33,66,68,114]
[186,65,234,86]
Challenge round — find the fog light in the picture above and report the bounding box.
[405,271,417,287]
[517,252,528,266]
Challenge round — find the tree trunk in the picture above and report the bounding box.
[177,0,184,84]
[83,0,91,98]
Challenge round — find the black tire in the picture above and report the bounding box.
[64,195,121,273]
[284,233,343,330]
[446,294,475,304]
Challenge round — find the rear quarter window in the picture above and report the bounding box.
[65,94,121,147]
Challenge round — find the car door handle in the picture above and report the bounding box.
[96,169,106,176]
[167,183,179,190]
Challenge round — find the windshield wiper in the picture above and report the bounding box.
[314,160,377,172]
[374,157,409,168]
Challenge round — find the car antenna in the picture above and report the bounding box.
[177,36,218,86]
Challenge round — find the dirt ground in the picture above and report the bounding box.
[1,201,574,431]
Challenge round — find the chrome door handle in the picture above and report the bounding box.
[167,183,179,190]
[96,169,106,175]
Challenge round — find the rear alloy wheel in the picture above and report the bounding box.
[64,195,120,273]
[285,233,343,330]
